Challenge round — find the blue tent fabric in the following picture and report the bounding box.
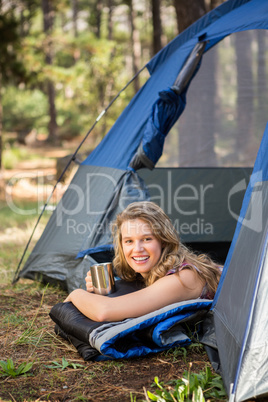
[141,89,186,166]
[81,0,268,171]
[76,244,113,259]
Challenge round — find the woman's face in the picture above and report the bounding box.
[121,218,162,278]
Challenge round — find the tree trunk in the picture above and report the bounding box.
[95,0,103,39]
[41,0,58,142]
[0,74,2,171]
[235,31,254,161]
[107,0,113,40]
[0,73,5,198]
[151,0,162,55]
[71,0,78,37]
[209,0,224,11]
[257,30,267,133]
[179,49,217,166]
[173,0,206,32]
[128,0,141,93]
[173,0,218,166]
[0,0,3,191]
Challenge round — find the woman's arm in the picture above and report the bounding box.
[65,269,204,322]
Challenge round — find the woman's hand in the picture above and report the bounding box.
[85,270,94,293]
[63,268,204,322]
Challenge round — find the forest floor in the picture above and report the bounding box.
[0,280,216,402]
[2,141,80,202]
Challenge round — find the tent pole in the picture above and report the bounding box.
[12,65,147,285]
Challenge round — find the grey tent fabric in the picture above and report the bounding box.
[20,165,149,292]
[213,181,268,401]
[139,167,252,243]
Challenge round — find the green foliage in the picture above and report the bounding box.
[0,199,51,284]
[2,86,48,134]
[45,357,84,371]
[2,144,45,169]
[0,359,33,378]
[0,1,154,145]
[0,12,25,84]
[2,312,26,326]
[0,0,39,86]
[3,147,28,169]
[130,393,137,402]
[14,326,46,346]
[146,366,227,402]
[163,346,188,363]
[0,199,50,230]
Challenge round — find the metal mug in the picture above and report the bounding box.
[90,262,115,295]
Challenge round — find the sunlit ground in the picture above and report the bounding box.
[0,198,51,285]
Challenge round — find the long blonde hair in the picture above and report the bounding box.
[112,201,221,295]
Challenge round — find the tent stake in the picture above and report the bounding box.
[229,383,235,402]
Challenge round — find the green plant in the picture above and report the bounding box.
[146,365,227,402]
[13,284,48,348]
[2,312,26,326]
[2,87,48,134]
[0,358,33,378]
[188,342,205,355]
[45,357,84,371]
[162,346,188,363]
[103,360,124,370]
[13,326,46,346]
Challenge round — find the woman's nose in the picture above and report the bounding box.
[133,240,144,252]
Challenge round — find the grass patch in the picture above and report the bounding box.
[3,148,29,170]
[2,311,26,326]
[0,199,50,231]
[3,147,50,170]
[0,199,51,284]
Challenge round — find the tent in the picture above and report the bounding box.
[213,124,268,402]
[200,123,268,401]
[15,0,268,400]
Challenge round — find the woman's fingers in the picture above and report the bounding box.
[85,270,94,293]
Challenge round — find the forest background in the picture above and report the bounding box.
[0,0,225,174]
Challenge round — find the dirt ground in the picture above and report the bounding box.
[0,280,219,402]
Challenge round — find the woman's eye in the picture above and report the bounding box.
[144,237,152,241]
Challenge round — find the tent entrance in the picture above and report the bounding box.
[139,167,252,262]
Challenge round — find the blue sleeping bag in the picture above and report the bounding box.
[49,280,212,361]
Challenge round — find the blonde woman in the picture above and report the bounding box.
[65,201,221,322]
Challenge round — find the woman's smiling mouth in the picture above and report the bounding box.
[132,256,149,262]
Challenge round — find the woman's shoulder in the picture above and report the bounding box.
[166,261,199,276]
[167,262,223,276]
